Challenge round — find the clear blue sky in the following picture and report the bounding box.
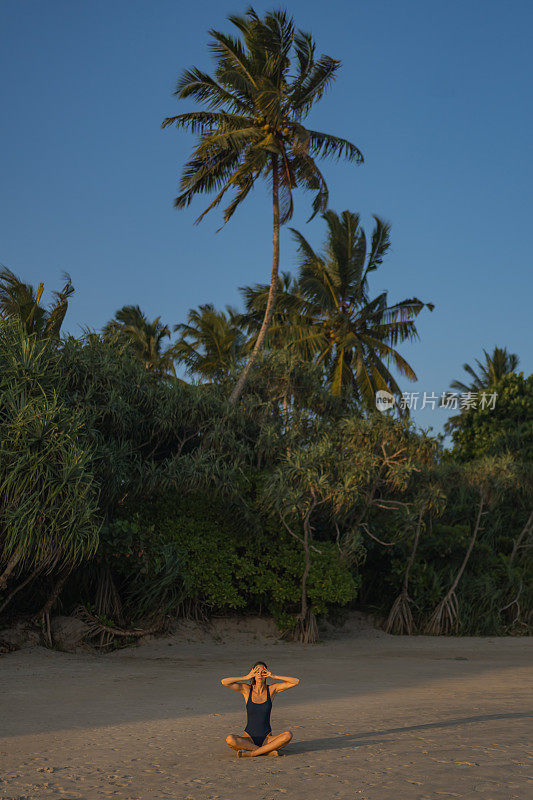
[2,0,532,434]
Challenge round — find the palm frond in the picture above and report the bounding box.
[307,129,364,163]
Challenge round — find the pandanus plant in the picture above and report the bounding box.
[385,477,445,635]
[162,7,363,403]
[0,322,100,642]
[424,455,519,635]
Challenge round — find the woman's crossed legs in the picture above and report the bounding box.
[225,730,292,757]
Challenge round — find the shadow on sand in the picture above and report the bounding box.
[289,711,533,754]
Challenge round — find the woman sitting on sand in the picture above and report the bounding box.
[221,661,299,757]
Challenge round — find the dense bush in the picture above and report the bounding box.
[451,372,533,461]
[0,326,241,625]
[363,505,531,635]
[107,491,359,628]
[0,322,530,641]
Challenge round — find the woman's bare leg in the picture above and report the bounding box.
[240,731,292,757]
[225,734,258,754]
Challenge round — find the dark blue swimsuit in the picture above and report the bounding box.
[244,683,272,746]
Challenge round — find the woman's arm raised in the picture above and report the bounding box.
[267,673,300,696]
[220,669,256,692]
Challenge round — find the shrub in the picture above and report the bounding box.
[107,491,359,627]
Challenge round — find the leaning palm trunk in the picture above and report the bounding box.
[425,496,485,635]
[385,509,424,635]
[230,158,280,404]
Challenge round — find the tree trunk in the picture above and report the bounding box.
[38,571,69,619]
[510,508,533,567]
[424,494,485,635]
[403,508,424,594]
[283,393,291,457]
[447,494,485,596]
[229,155,280,404]
[36,571,70,646]
[95,562,124,626]
[384,508,424,635]
[292,505,320,644]
[301,516,310,620]
[0,550,21,590]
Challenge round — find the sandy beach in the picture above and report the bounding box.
[1,614,531,800]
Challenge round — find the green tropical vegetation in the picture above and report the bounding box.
[442,345,521,432]
[174,304,244,382]
[103,304,178,377]
[0,265,73,338]
[1,8,531,649]
[240,209,434,402]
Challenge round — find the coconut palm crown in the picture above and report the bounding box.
[103,305,177,376]
[162,7,363,402]
[0,266,74,338]
[240,210,434,407]
[174,303,244,382]
[449,346,520,394]
[442,346,520,432]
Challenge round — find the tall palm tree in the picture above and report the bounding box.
[104,305,177,376]
[162,7,363,403]
[443,346,519,432]
[241,210,433,407]
[174,303,244,382]
[0,266,74,337]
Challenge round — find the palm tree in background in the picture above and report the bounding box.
[162,7,363,403]
[443,346,520,432]
[174,303,244,382]
[240,210,433,407]
[104,305,177,376]
[0,266,74,337]
[448,346,520,393]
